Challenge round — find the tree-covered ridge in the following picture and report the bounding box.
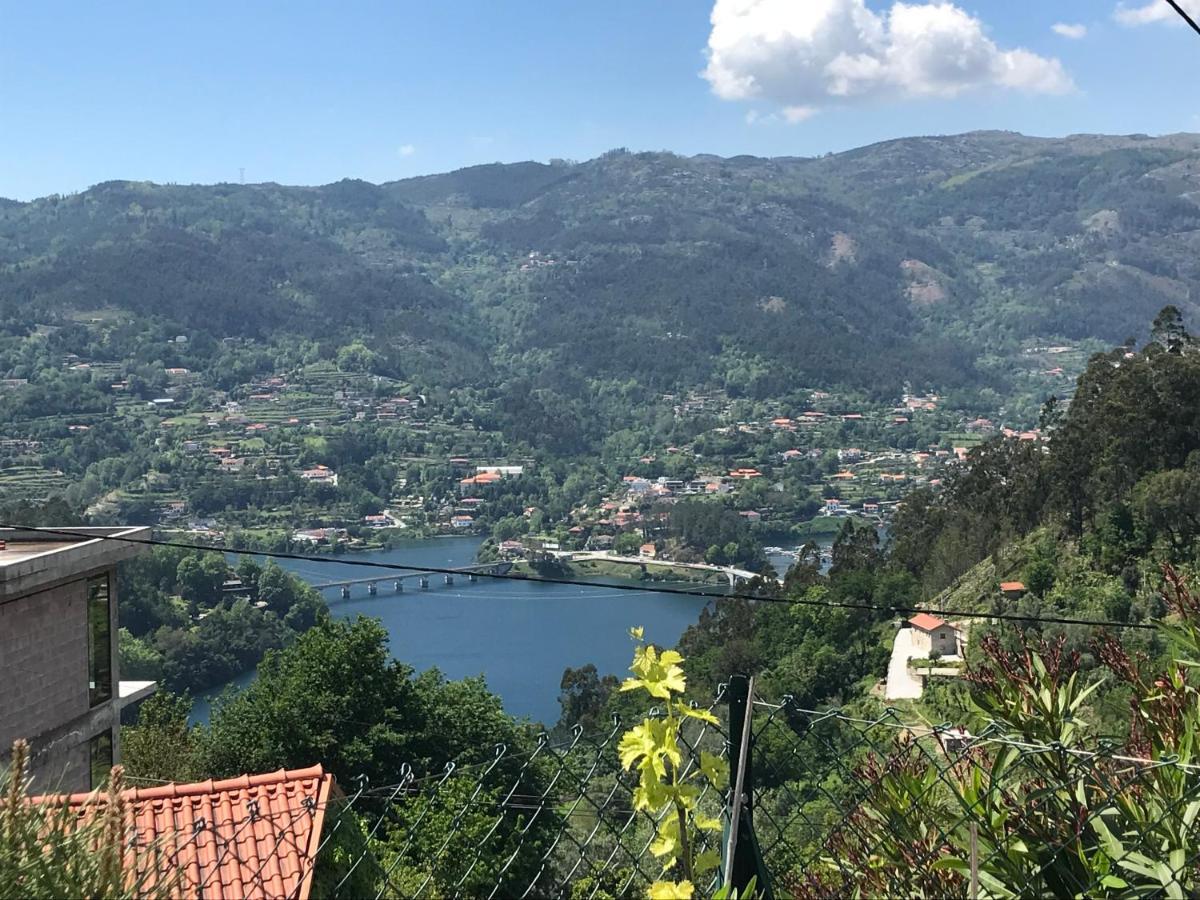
[5,131,1200,407]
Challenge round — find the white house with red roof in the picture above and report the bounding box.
[907,612,960,658]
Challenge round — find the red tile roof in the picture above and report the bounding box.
[1000,581,1026,592]
[908,612,947,632]
[41,765,333,900]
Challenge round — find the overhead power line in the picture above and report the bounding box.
[1166,0,1200,37]
[0,523,1156,631]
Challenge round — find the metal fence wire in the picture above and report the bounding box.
[744,697,1200,900]
[113,681,1200,899]
[314,687,732,900]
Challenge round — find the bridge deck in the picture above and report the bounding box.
[312,561,511,590]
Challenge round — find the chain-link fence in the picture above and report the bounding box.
[68,681,1200,898]
[317,687,731,900]
[744,697,1200,899]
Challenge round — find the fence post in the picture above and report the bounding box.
[724,675,772,898]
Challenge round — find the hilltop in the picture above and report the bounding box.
[2,131,1199,414]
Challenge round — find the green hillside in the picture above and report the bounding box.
[4,131,1200,416]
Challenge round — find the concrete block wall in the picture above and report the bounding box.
[0,578,90,751]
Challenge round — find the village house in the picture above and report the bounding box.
[300,465,337,484]
[460,471,502,491]
[450,515,474,529]
[292,528,342,545]
[1000,581,1026,599]
[639,543,658,559]
[739,510,762,523]
[822,498,847,517]
[477,465,524,476]
[729,468,762,479]
[907,613,960,658]
[624,476,652,495]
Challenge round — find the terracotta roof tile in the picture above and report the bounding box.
[38,765,333,900]
[908,612,948,632]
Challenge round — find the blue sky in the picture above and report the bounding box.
[1,0,1198,200]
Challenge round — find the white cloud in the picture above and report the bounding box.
[1114,2,1170,25]
[704,0,1074,117]
[746,106,816,125]
[398,144,417,157]
[1115,1,1199,25]
[1051,22,1088,39]
[782,104,818,123]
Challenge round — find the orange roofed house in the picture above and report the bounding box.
[37,765,335,900]
[907,613,960,658]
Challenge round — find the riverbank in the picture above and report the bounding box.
[191,536,713,726]
[510,557,732,585]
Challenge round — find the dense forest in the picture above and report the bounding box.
[4,131,1200,420]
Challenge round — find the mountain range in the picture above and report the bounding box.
[3,130,1200,404]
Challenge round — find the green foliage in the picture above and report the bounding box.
[175,553,228,612]
[372,776,554,898]
[335,340,380,374]
[1133,466,1200,551]
[556,663,619,734]
[618,627,727,899]
[308,802,385,900]
[669,502,768,571]
[114,547,331,697]
[0,741,177,899]
[199,616,535,787]
[117,627,164,681]
[803,570,1200,897]
[120,692,203,784]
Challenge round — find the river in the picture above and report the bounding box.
[191,536,754,727]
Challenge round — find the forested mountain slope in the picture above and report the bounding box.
[3,131,1200,402]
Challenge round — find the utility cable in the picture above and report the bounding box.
[1166,0,1200,36]
[0,523,1157,631]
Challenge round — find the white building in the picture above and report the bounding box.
[907,613,959,657]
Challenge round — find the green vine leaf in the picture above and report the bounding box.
[648,881,694,899]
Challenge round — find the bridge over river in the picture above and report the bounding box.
[308,551,780,600]
[311,561,514,597]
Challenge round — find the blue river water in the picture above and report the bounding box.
[190,536,773,727]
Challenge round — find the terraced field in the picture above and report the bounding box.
[0,464,68,500]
